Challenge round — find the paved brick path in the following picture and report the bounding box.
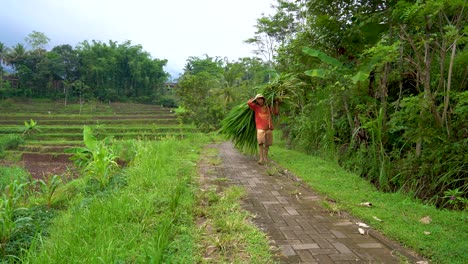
[204,142,424,264]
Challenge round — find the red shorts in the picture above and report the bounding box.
[257,129,273,146]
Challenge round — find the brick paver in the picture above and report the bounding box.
[203,142,425,263]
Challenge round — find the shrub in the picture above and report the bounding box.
[0,135,24,157]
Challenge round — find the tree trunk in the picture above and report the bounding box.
[79,92,83,115]
[422,16,443,127]
[330,101,334,130]
[379,63,389,130]
[368,70,375,97]
[343,99,353,137]
[442,38,458,137]
[63,85,68,106]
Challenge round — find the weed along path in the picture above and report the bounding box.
[201,141,424,263]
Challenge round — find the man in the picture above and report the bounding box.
[247,94,279,165]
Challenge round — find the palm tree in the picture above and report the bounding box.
[4,44,28,94]
[6,43,27,70]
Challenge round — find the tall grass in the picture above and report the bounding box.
[363,107,390,191]
[22,135,210,263]
[0,180,32,252]
[0,166,61,260]
[287,86,337,160]
[0,135,24,158]
[0,167,30,190]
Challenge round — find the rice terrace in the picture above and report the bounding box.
[1,100,194,179]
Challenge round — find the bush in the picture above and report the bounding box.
[154,94,177,108]
[0,98,14,108]
[0,135,24,157]
[0,166,30,190]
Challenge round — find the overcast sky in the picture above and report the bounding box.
[1,0,275,77]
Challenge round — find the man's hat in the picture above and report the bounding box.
[254,94,265,102]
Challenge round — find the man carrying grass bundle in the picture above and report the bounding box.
[248,94,279,165]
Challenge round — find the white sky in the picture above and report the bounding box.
[1,0,275,77]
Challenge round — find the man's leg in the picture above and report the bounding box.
[257,129,267,164]
[264,146,269,163]
[263,130,273,163]
[258,144,265,164]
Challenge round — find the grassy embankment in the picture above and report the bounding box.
[269,135,467,264]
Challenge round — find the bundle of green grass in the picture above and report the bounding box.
[219,74,304,154]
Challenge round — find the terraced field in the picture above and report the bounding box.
[0,101,196,178]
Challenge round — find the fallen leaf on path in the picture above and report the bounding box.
[358,227,366,235]
[356,222,370,228]
[372,216,382,222]
[269,246,278,251]
[205,245,217,256]
[419,216,432,224]
[416,261,429,264]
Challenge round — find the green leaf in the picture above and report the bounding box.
[352,71,370,84]
[305,69,327,78]
[302,47,343,68]
[83,126,98,151]
[64,147,90,154]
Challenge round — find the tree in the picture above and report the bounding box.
[51,44,80,82]
[176,71,222,131]
[76,39,168,102]
[183,55,224,77]
[24,31,50,52]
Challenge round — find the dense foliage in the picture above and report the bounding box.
[248,0,467,209]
